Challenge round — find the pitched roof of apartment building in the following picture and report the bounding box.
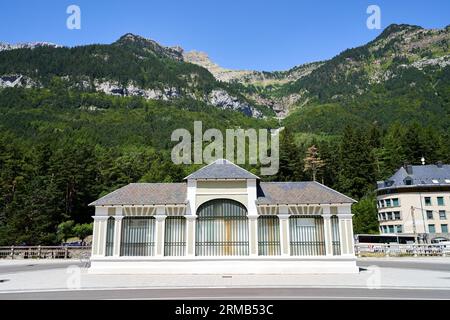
[377,163,450,190]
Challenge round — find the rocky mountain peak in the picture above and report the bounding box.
[114,33,184,61]
[373,23,423,43]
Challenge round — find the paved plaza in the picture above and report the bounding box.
[0,258,449,299]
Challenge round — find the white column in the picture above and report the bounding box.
[154,206,166,257]
[278,205,290,256]
[338,205,355,256]
[187,179,197,217]
[247,179,258,256]
[113,215,124,257]
[322,205,333,256]
[248,215,258,256]
[91,215,109,257]
[185,215,197,256]
[154,215,167,257]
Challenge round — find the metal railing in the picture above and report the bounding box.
[355,243,450,257]
[1,244,449,260]
[0,246,91,260]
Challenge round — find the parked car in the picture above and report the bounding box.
[63,241,83,247]
[439,241,450,254]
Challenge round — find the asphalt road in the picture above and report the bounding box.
[1,287,450,300]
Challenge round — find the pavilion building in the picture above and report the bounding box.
[89,159,358,274]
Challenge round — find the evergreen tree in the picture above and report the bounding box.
[276,129,303,181]
[352,195,379,234]
[337,126,377,199]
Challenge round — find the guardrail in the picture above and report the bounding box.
[0,246,91,260]
[355,243,450,257]
[1,244,449,259]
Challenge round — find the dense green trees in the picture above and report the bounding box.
[0,85,449,243]
[275,129,304,181]
[352,195,380,234]
[0,88,278,245]
[336,126,377,200]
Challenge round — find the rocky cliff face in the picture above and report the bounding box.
[183,50,322,86]
[183,50,257,83]
[1,25,448,120]
[0,34,268,118]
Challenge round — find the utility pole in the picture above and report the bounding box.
[411,206,417,244]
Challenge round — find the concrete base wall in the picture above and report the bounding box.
[89,256,359,274]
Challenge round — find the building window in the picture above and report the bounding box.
[427,211,434,220]
[428,224,436,233]
[385,199,391,207]
[424,197,432,206]
[396,225,403,233]
[331,215,341,255]
[387,212,393,220]
[442,224,449,233]
[105,217,115,257]
[381,212,386,220]
[388,225,395,233]
[289,216,326,256]
[380,200,385,208]
[437,197,445,206]
[120,217,155,256]
[258,216,281,256]
[392,198,400,206]
[394,212,401,220]
[164,216,186,256]
[195,199,249,256]
[439,210,447,220]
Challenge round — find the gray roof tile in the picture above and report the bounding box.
[257,182,355,205]
[184,159,259,180]
[89,183,187,206]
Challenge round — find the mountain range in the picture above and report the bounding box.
[0,23,449,132]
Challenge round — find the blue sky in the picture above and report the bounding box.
[0,0,448,71]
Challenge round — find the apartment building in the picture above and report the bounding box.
[376,163,450,243]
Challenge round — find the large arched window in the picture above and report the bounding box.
[289,215,325,256]
[195,199,249,256]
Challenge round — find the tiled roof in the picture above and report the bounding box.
[377,164,450,189]
[90,181,355,206]
[89,183,187,206]
[90,160,355,206]
[184,159,259,180]
[256,182,355,205]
